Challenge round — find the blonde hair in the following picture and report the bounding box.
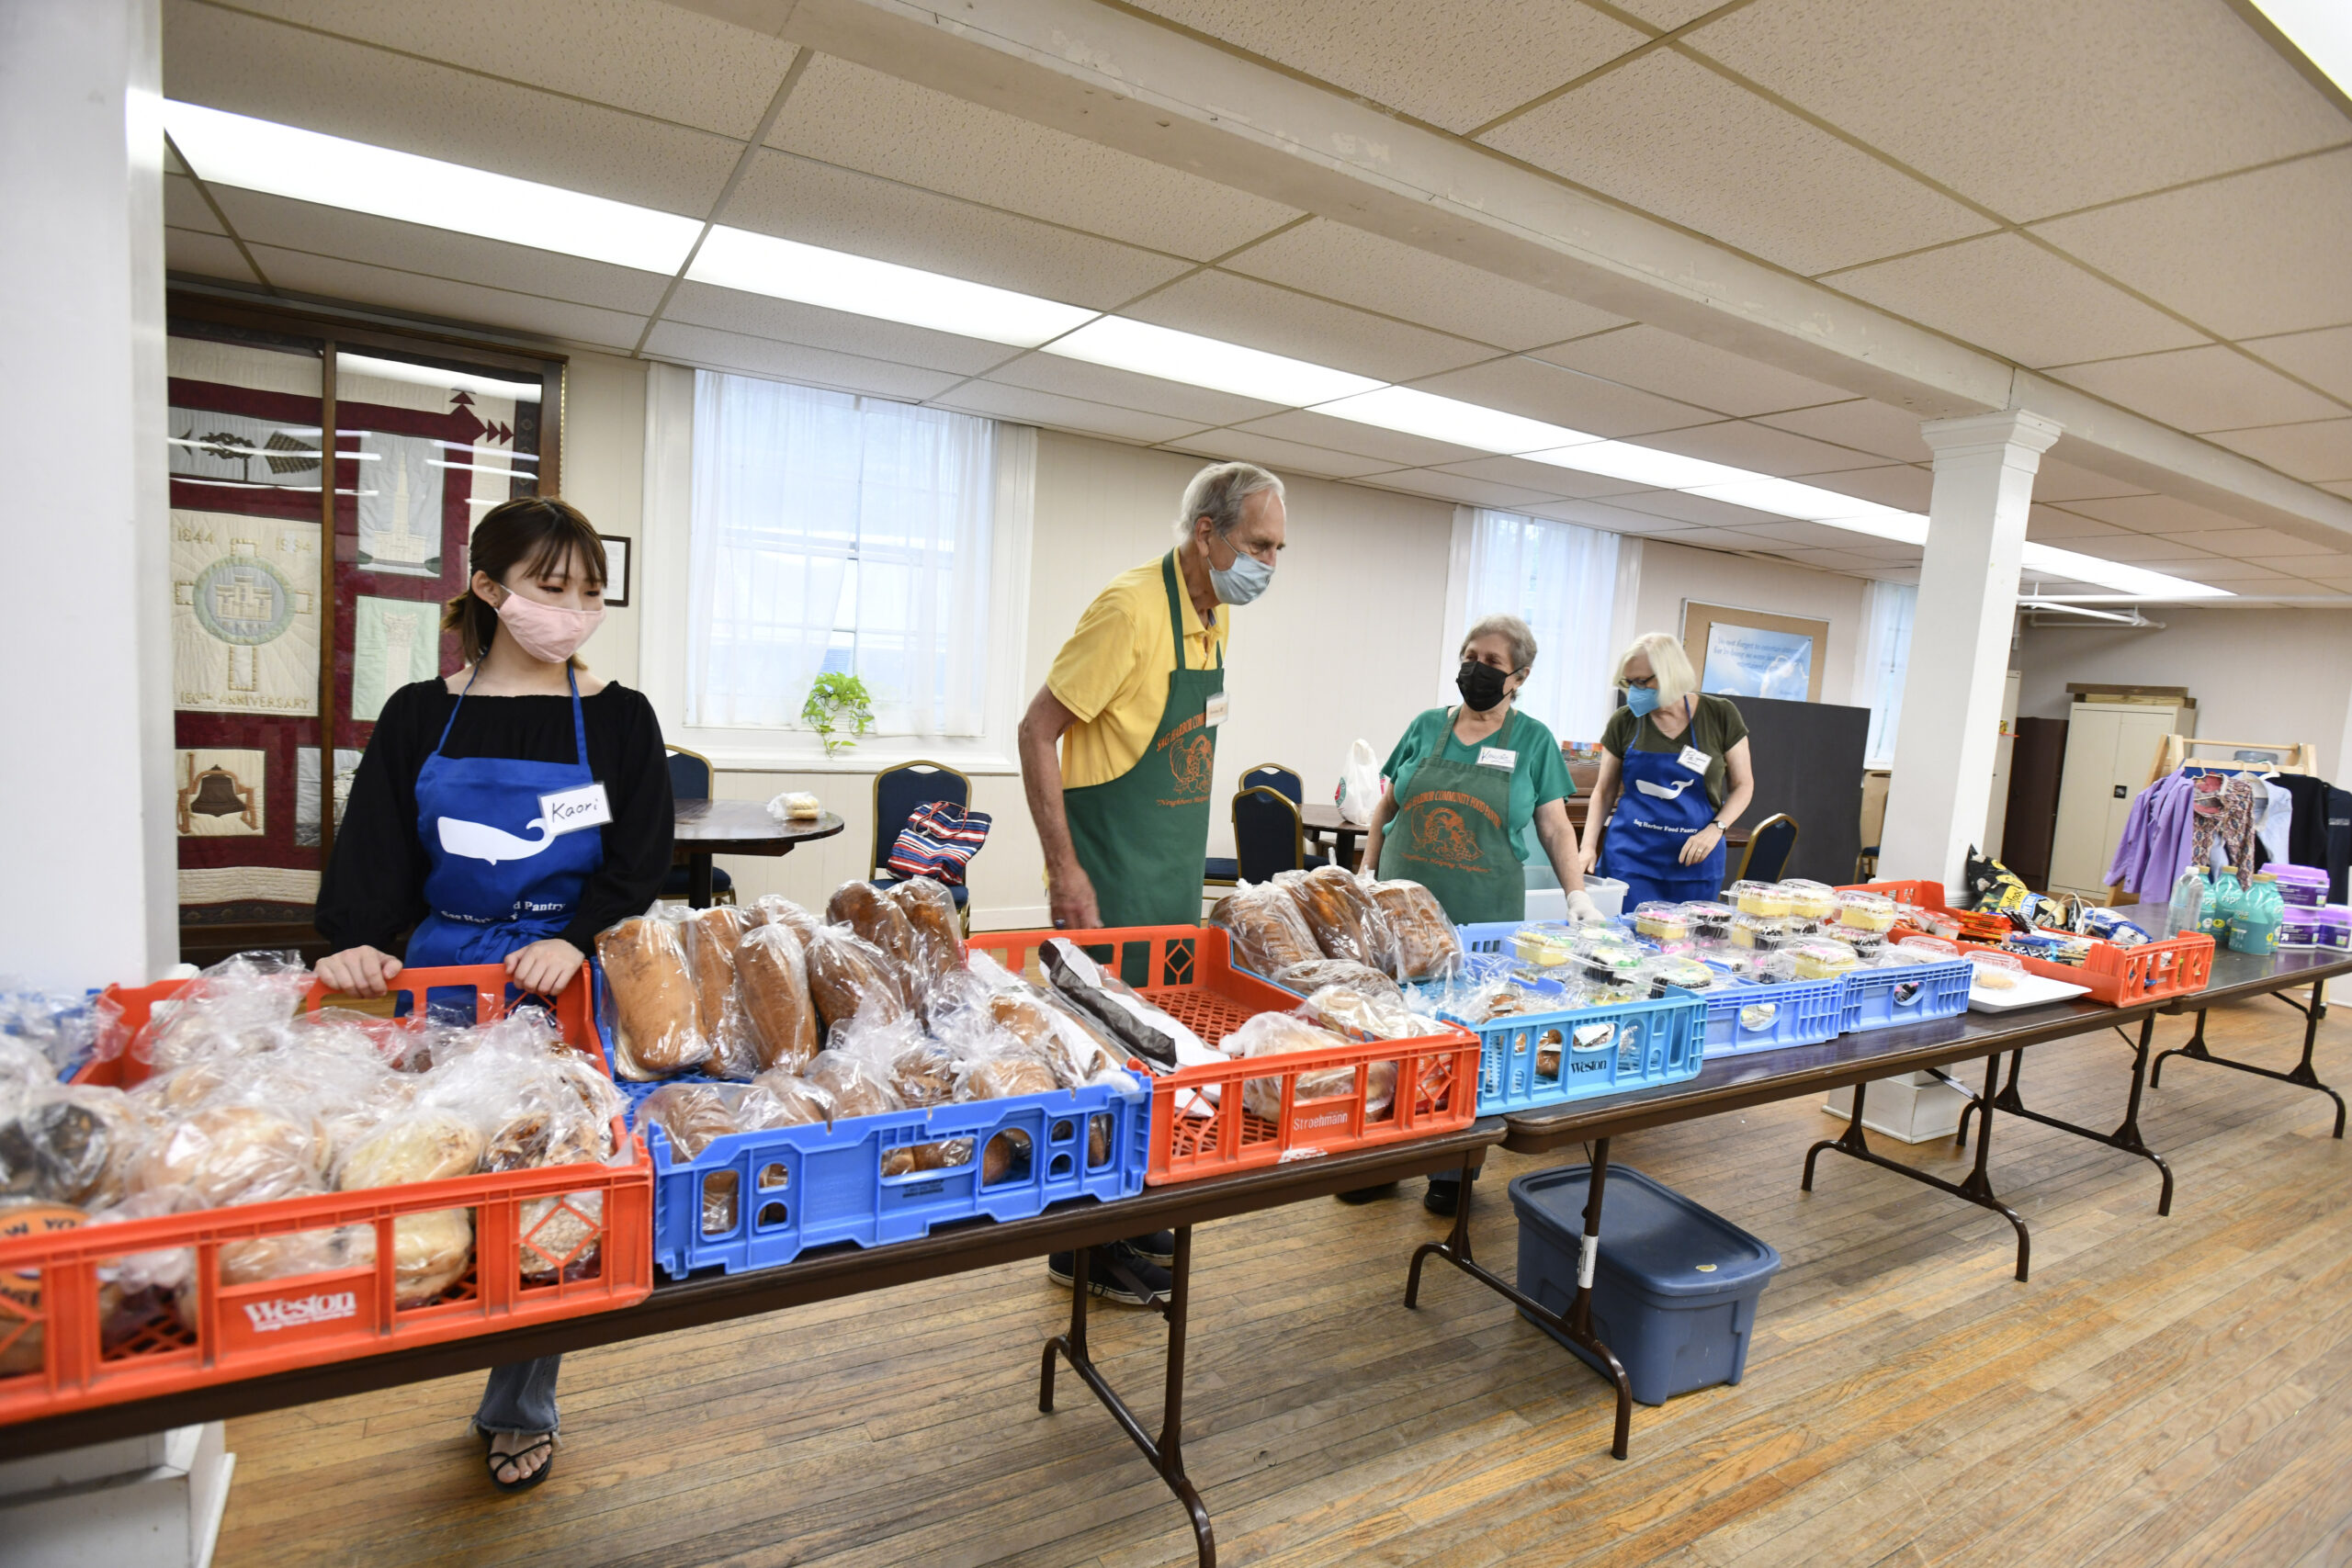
[1615,632,1698,709]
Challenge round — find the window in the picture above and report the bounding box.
[1448,508,1638,745]
[1856,581,1917,769]
[685,371,998,736]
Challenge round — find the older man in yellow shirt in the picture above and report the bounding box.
[1020,461,1287,931]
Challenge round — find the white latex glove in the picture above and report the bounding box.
[1565,889,1603,925]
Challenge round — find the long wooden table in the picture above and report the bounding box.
[1408,917,2351,1462]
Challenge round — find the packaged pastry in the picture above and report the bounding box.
[1640,957,1717,997]
[1729,913,1787,952]
[1512,923,1579,969]
[337,1111,486,1308]
[1632,902,1690,942]
[1683,903,1733,946]
[767,791,822,821]
[1835,892,1899,933]
[888,875,966,987]
[1778,880,1837,921]
[1845,928,1887,960]
[731,923,820,1076]
[827,881,921,973]
[0,1088,141,1209]
[1221,1011,1395,1122]
[596,916,712,1078]
[1365,878,1460,982]
[1273,866,1393,973]
[131,1104,325,1209]
[1965,950,2025,990]
[1730,880,1792,918]
[802,925,911,1034]
[1786,939,1860,980]
[1299,985,1431,1043]
[1208,881,1322,975]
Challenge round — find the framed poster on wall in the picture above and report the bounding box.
[1683,601,1830,704]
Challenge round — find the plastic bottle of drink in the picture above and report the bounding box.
[2168,867,2207,937]
[2203,868,2242,942]
[2230,873,2283,956]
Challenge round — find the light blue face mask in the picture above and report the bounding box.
[1207,536,1274,605]
[1624,684,1663,717]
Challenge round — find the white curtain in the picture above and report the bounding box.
[1456,507,1625,744]
[686,371,996,734]
[1855,580,1917,769]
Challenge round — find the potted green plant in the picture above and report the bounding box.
[802,671,876,758]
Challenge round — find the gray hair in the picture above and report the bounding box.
[1172,461,1284,545]
[1462,613,1537,671]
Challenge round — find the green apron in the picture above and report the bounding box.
[1062,552,1225,929]
[1376,707,1526,925]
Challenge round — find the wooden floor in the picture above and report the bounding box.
[214,995,2352,1568]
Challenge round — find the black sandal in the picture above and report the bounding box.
[483,1432,556,1494]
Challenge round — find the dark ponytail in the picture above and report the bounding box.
[442,496,607,667]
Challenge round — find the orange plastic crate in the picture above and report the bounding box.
[0,964,652,1428]
[1840,880,2213,1005]
[967,926,1483,1185]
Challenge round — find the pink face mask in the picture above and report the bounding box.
[493,589,604,663]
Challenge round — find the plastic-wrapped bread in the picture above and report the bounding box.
[1222,1011,1397,1122]
[747,1070,835,1128]
[961,1055,1059,1101]
[746,895,823,946]
[827,881,920,974]
[1274,866,1395,973]
[888,875,965,987]
[1039,938,1211,1071]
[636,1082,741,1160]
[131,1105,325,1208]
[337,1111,486,1307]
[682,906,746,1037]
[1269,959,1404,1007]
[1367,878,1461,982]
[806,1049,905,1121]
[595,916,711,1078]
[1207,882,1322,975]
[731,923,820,1075]
[802,926,910,1034]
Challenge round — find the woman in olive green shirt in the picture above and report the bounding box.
[1577,632,1756,909]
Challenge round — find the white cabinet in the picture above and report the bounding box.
[2047,699,2196,897]
[1984,671,2021,858]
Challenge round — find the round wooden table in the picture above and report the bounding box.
[1299,802,1371,870]
[673,801,845,908]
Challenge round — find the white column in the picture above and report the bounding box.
[0,0,175,987]
[1880,410,2062,897]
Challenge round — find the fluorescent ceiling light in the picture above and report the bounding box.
[337,351,543,403]
[2249,1,2352,96]
[1042,316,1382,407]
[164,101,700,276]
[1310,386,1596,455]
[1522,441,1758,491]
[689,227,1096,349]
[2018,543,2233,599]
[1680,478,1930,545]
[2018,599,2143,624]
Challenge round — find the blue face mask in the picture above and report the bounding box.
[1207,536,1274,606]
[1624,684,1662,717]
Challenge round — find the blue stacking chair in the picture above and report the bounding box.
[660,745,734,905]
[1233,784,1327,885]
[1208,763,1305,885]
[869,760,976,930]
[1736,813,1799,883]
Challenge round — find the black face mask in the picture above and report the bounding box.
[1456,660,1513,713]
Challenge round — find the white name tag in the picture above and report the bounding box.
[1678,745,1711,775]
[1204,692,1229,727]
[538,782,612,836]
[1478,747,1517,772]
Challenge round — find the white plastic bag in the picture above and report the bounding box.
[1337,739,1382,827]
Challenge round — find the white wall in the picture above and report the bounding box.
[563,349,648,689]
[1,0,174,987]
[1632,539,1872,708]
[2016,608,2352,780]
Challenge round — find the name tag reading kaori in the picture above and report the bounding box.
[538,782,613,836]
[1204,692,1229,727]
[1478,747,1517,772]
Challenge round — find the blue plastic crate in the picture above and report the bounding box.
[1406,960,1704,1116]
[1700,971,1846,1056]
[1838,956,1974,1032]
[597,967,1151,1278]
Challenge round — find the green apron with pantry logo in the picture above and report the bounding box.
[1375,706,1526,925]
[1061,552,1225,929]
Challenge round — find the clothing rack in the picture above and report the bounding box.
[2142,734,2317,788]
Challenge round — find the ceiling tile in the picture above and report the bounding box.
[2326,482,2352,502]
[1600,489,1789,530]
[2244,326,2352,405]
[1403,355,1718,438]
[2300,575,2352,592]
[2025,506,2128,542]
[1753,400,1928,462]
[1639,419,1885,477]
[1221,220,1627,351]
[1612,0,1728,26]
[1829,232,2205,367]
[1799,465,1934,511]
[211,0,796,139]
[2107,556,2293,584]
[1705,518,1881,550]
[1770,547,1893,571]
[2030,150,2352,341]
[1119,0,1646,132]
[984,354,1286,429]
[165,228,257,284]
[643,321,963,400]
[660,281,1009,378]
[1685,0,2346,220]
[1124,270,1497,383]
[1480,51,1992,276]
[1430,456,1655,499]
[723,152,1190,310]
[2203,419,2352,483]
[2031,455,2152,502]
[2159,527,2345,558]
[2044,532,2232,562]
[1155,429,1401,481]
[767,55,1297,261]
[2247,549,2352,572]
[1356,470,1569,512]
[2045,345,2345,434]
[2066,493,2261,534]
[210,188,673,314]
[1522,499,1702,535]
[1231,410,1487,468]
[164,172,222,234]
[251,243,647,350]
[1648,526,1785,553]
[164,0,740,215]
[929,380,1204,446]
[1526,324,1855,416]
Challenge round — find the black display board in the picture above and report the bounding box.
[1724,694,1869,885]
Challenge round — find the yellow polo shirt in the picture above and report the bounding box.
[1047,556,1228,790]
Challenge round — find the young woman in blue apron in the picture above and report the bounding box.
[316,498,673,1493]
[1579,633,1756,911]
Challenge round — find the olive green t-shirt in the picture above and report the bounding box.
[1382,705,1574,863]
[1600,694,1748,809]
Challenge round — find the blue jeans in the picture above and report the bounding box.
[475,1356,560,1435]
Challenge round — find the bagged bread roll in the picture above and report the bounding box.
[220,1224,376,1289]
[337,1111,485,1309]
[1368,878,1461,982]
[747,894,824,946]
[636,1082,741,1160]
[732,924,820,1076]
[882,1137,975,1178]
[596,917,711,1078]
[806,1050,905,1121]
[889,875,965,987]
[0,1201,86,1376]
[827,881,920,973]
[1274,866,1394,973]
[0,1089,141,1209]
[682,905,746,1037]
[1223,1011,1398,1122]
[1301,985,1429,1043]
[387,1208,474,1307]
[1270,959,1404,1006]
[132,1105,324,1208]
[963,1056,1059,1101]
[1208,883,1322,975]
[803,926,910,1033]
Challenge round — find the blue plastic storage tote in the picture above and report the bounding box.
[1510,1164,1781,1406]
[1838,956,1973,1032]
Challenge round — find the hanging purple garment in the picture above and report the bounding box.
[2105,776,2164,893]
[2138,772,2199,896]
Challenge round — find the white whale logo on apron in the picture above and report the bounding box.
[436,816,555,865]
[1634,777,1698,801]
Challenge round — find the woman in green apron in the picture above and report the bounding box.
[1358,614,1599,1213]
